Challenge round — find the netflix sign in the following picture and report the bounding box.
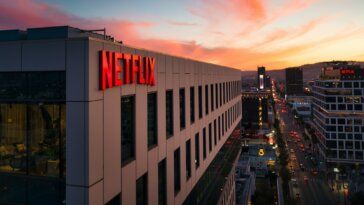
[99,50,156,90]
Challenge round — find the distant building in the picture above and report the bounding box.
[311,62,364,164]
[241,91,270,129]
[257,66,266,90]
[285,67,303,96]
[265,75,272,90]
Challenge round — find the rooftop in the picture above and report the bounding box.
[0,26,120,43]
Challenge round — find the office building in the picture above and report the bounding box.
[311,62,364,164]
[241,91,270,129]
[0,26,242,205]
[257,66,266,90]
[285,67,303,96]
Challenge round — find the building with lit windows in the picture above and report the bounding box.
[0,26,242,205]
[241,91,270,129]
[312,62,364,164]
[257,66,266,90]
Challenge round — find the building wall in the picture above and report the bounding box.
[312,80,364,164]
[0,37,242,205]
[67,38,242,204]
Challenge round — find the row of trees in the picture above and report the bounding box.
[274,118,295,205]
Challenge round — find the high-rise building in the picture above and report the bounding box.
[257,66,266,90]
[312,62,364,164]
[241,91,270,129]
[0,26,242,205]
[285,67,303,96]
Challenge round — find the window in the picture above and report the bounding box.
[205,85,209,115]
[106,194,121,205]
[218,116,221,141]
[223,83,226,104]
[198,86,202,118]
[195,133,200,168]
[158,159,167,205]
[211,84,214,111]
[136,173,148,205]
[215,84,219,109]
[180,88,186,130]
[0,72,66,205]
[147,93,157,148]
[222,114,225,135]
[174,148,181,194]
[203,128,207,159]
[214,120,217,145]
[208,123,212,152]
[186,139,191,179]
[166,90,173,137]
[219,83,222,106]
[121,96,135,164]
[190,87,195,124]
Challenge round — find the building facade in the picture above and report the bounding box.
[285,67,303,96]
[241,91,270,129]
[0,26,242,205]
[312,63,364,164]
[257,67,266,90]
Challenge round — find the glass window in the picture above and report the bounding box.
[179,88,185,130]
[186,139,191,180]
[194,133,200,169]
[208,123,212,152]
[219,83,222,106]
[106,194,121,205]
[174,148,181,194]
[147,93,157,148]
[166,90,173,137]
[136,173,148,205]
[158,159,167,205]
[190,87,195,124]
[121,96,135,164]
[215,84,218,109]
[210,85,214,111]
[198,86,202,119]
[214,120,217,146]
[0,71,66,205]
[205,85,209,115]
[218,116,221,141]
[203,128,206,159]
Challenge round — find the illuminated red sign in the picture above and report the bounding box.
[340,69,355,75]
[99,50,156,90]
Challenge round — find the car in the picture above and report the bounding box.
[290,149,294,153]
[296,193,300,199]
[303,176,308,182]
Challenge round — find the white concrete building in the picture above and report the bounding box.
[0,26,242,205]
[312,63,364,164]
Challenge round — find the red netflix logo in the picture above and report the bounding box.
[99,50,156,90]
[340,69,355,75]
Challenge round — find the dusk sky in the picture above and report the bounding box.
[1,0,364,70]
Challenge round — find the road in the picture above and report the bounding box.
[275,100,339,205]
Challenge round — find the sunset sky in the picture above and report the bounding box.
[1,0,364,70]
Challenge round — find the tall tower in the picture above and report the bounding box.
[257,66,266,90]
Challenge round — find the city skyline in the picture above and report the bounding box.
[1,0,364,70]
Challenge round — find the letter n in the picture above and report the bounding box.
[100,50,114,90]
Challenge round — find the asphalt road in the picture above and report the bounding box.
[275,101,339,205]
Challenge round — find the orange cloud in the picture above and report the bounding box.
[0,0,363,71]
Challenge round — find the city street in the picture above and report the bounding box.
[275,101,339,205]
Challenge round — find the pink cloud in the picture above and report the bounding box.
[0,0,362,71]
